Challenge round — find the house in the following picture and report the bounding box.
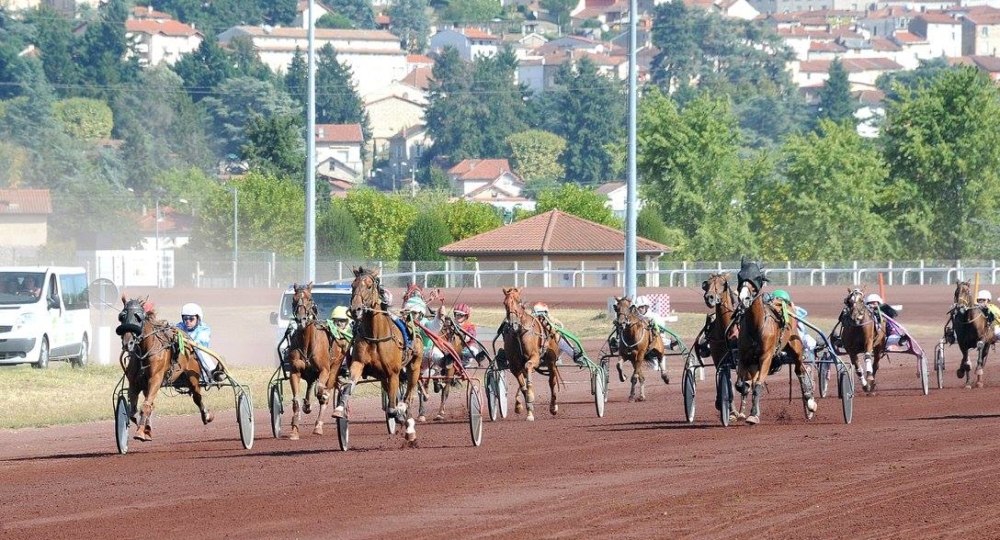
[438,210,670,287]
[429,28,501,61]
[950,55,1000,81]
[0,189,52,250]
[595,182,644,220]
[909,11,963,57]
[399,66,434,90]
[125,18,203,67]
[961,7,1000,56]
[446,159,532,212]
[365,93,426,156]
[793,57,904,88]
[386,125,432,186]
[518,50,628,92]
[137,204,193,252]
[292,0,335,29]
[216,27,407,96]
[315,124,365,182]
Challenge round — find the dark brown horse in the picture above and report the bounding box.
[284,282,346,440]
[839,288,887,395]
[733,262,816,425]
[612,296,666,402]
[501,287,562,421]
[947,281,994,388]
[116,296,214,442]
[701,272,737,367]
[333,267,419,442]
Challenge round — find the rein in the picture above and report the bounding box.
[615,307,648,350]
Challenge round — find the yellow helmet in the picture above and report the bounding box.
[331,306,350,320]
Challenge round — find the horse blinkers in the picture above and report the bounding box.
[116,300,146,337]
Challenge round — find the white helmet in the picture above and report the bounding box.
[181,302,203,319]
[403,297,427,316]
[634,296,650,308]
[978,290,992,301]
[864,293,883,304]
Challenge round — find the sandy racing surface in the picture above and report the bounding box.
[5,285,1000,539]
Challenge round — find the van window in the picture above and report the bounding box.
[0,271,44,305]
[279,291,351,320]
[59,273,89,311]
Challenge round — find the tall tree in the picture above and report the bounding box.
[400,212,454,261]
[228,36,274,82]
[547,57,625,184]
[284,48,308,107]
[815,59,855,126]
[340,189,418,259]
[881,67,1000,258]
[438,0,500,24]
[534,184,621,228]
[240,113,306,180]
[26,5,81,98]
[318,202,365,258]
[328,0,377,28]
[314,44,371,144]
[201,77,300,156]
[444,199,502,240]
[388,0,431,52]
[171,34,237,102]
[53,98,114,140]
[76,0,139,102]
[505,129,566,182]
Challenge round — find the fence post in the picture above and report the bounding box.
[411,261,417,287]
[821,261,826,286]
[920,259,925,285]
[682,261,688,287]
[852,260,858,286]
[196,260,201,288]
[888,260,893,286]
[580,260,586,287]
[616,261,621,288]
[514,261,518,288]
[445,260,450,288]
[786,260,792,286]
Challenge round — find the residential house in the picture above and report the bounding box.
[365,91,426,156]
[0,189,52,250]
[315,124,365,183]
[535,35,607,55]
[137,204,192,252]
[429,28,501,61]
[407,53,434,72]
[570,0,630,29]
[438,210,670,287]
[962,7,1000,56]
[909,11,963,57]
[950,55,1000,80]
[216,27,407,96]
[793,57,904,88]
[126,18,203,67]
[519,50,628,92]
[684,0,760,19]
[446,159,532,212]
[595,182,645,221]
[890,30,933,68]
[399,66,433,90]
[857,6,916,39]
[746,0,834,16]
[854,88,886,138]
[386,125,432,187]
[292,0,335,29]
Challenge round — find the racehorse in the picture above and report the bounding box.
[947,280,994,388]
[501,287,562,421]
[701,272,737,367]
[733,260,816,425]
[116,296,214,442]
[284,282,346,439]
[428,314,467,421]
[612,296,667,402]
[333,266,418,442]
[839,288,887,395]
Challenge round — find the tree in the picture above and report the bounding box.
[53,98,113,140]
[171,34,237,102]
[638,89,756,259]
[26,5,81,98]
[317,12,355,29]
[636,205,679,247]
[340,188,418,259]
[75,0,140,102]
[190,171,306,256]
[327,0,377,28]
[202,77,300,156]
[534,184,621,228]
[240,113,306,180]
[228,36,274,82]
[540,0,578,29]
[649,0,700,90]
[317,202,365,258]
[881,67,1000,258]
[815,59,855,126]
[876,57,951,103]
[388,0,431,52]
[152,167,217,211]
[444,199,502,240]
[438,0,500,24]
[314,44,371,144]
[546,57,624,184]
[284,48,307,107]
[400,212,454,261]
[505,130,566,182]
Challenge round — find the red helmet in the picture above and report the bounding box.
[454,303,471,317]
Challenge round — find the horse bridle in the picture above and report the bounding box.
[116,299,172,362]
[351,271,401,345]
[292,288,317,324]
[844,289,875,327]
[614,302,647,350]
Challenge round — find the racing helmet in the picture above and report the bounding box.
[331,306,350,320]
[978,290,992,302]
[772,290,791,303]
[181,303,203,319]
[404,297,427,316]
[865,293,883,305]
[634,296,650,308]
[381,289,393,307]
[454,302,471,317]
[532,302,549,315]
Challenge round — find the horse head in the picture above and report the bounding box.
[955,280,974,309]
[502,287,525,331]
[291,281,316,323]
[737,260,767,308]
[116,295,149,342]
[845,288,868,325]
[703,273,731,308]
[613,296,635,328]
[351,266,381,319]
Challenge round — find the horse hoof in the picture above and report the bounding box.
[617,362,626,383]
[331,406,345,418]
[289,428,300,441]
[628,396,635,403]
[417,415,426,423]
[958,365,970,378]
[303,403,312,415]
[746,415,760,425]
[526,412,535,422]
[806,398,817,412]
[975,381,984,389]
[550,404,558,415]
[514,402,524,414]
[975,368,984,377]
[637,395,646,402]
[312,424,323,435]
[434,413,445,422]
[202,412,215,425]
[964,384,973,390]
[661,374,670,385]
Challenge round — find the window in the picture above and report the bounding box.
[59,273,89,311]
[983,26,989,37]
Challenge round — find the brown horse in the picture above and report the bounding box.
[612,296,666,402]
[839,288,887,395]
[501,287,561,421]
[116,296,214,442]
[947,281,994,388]
[701,272,737,367]
[284,282,346,440]
[732,262,816,425]
[333,266,419,442]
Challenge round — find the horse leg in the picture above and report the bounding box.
[863,352,876,394]
[616,354,626,383]
[958,347,971,382]
[312,367,331,436]
[795,360,817,418]
[332,360,363,418]
[730,365,749,423]
[135,370,165,441]
[975,341,986,388]
[303,378,314,415]
[387,371,415,442]
[524,352,539,421]
[402,355,421,422]
[549,361,559,415]
[436,363,453,421]
[288,371,302,440]
[745,379,766,425]
[512,366,527,416]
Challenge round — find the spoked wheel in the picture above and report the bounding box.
[336,414,349,451]
[494,371,509,419]
[114,395,129,455]
[716,368,732,427]
[485,370,498,421]
[935,342,946,390]
[468,384,484,447]
[682,367,696,423]
[919,353,929,396]
[268,384,282,439]
[817,356,830,398]
[237,390,254,450]
[838,368,855,424]
[593,367,606,418]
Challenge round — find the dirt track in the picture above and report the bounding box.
[5,285,1000,540]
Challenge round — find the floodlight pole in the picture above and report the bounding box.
[624,0,638,298]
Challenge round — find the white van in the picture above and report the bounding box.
[0,266,93,368]
[269,282,353,343]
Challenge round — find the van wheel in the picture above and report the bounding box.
[72,336,89,368]
[33,337,49,369]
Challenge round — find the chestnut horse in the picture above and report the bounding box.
[333,267,419,441]
[284,282,346,440]
[839,288,887,395]
[612,296,667,402]
[701,272,737,368]
[432,314,467,420]
[733,261,816,425]
[116,296,214,442]
[947,281,994,388]
[501,287,562,421]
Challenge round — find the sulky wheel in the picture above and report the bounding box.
[237,390,255,450]
[716,368,732,427]
[114,395,130,455]
[817,355,831,398]
[468,384,484,447]
[838,368,854,424]
[495,371,509,419]
[336,413,349,451]
[485,370,497,421]
[682,366,696,423]
[935,341,946,390]
[593,367,606,418]
[268,384,282,439]
[919,352,929,396]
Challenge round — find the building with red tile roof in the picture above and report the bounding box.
[0,189,52,248]
[125,18,203,66]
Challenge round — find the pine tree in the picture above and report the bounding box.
[816,58,855,126]
[315,44,372,146]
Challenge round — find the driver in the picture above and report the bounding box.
[177,303,225,383]
[976,290,1000,340]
